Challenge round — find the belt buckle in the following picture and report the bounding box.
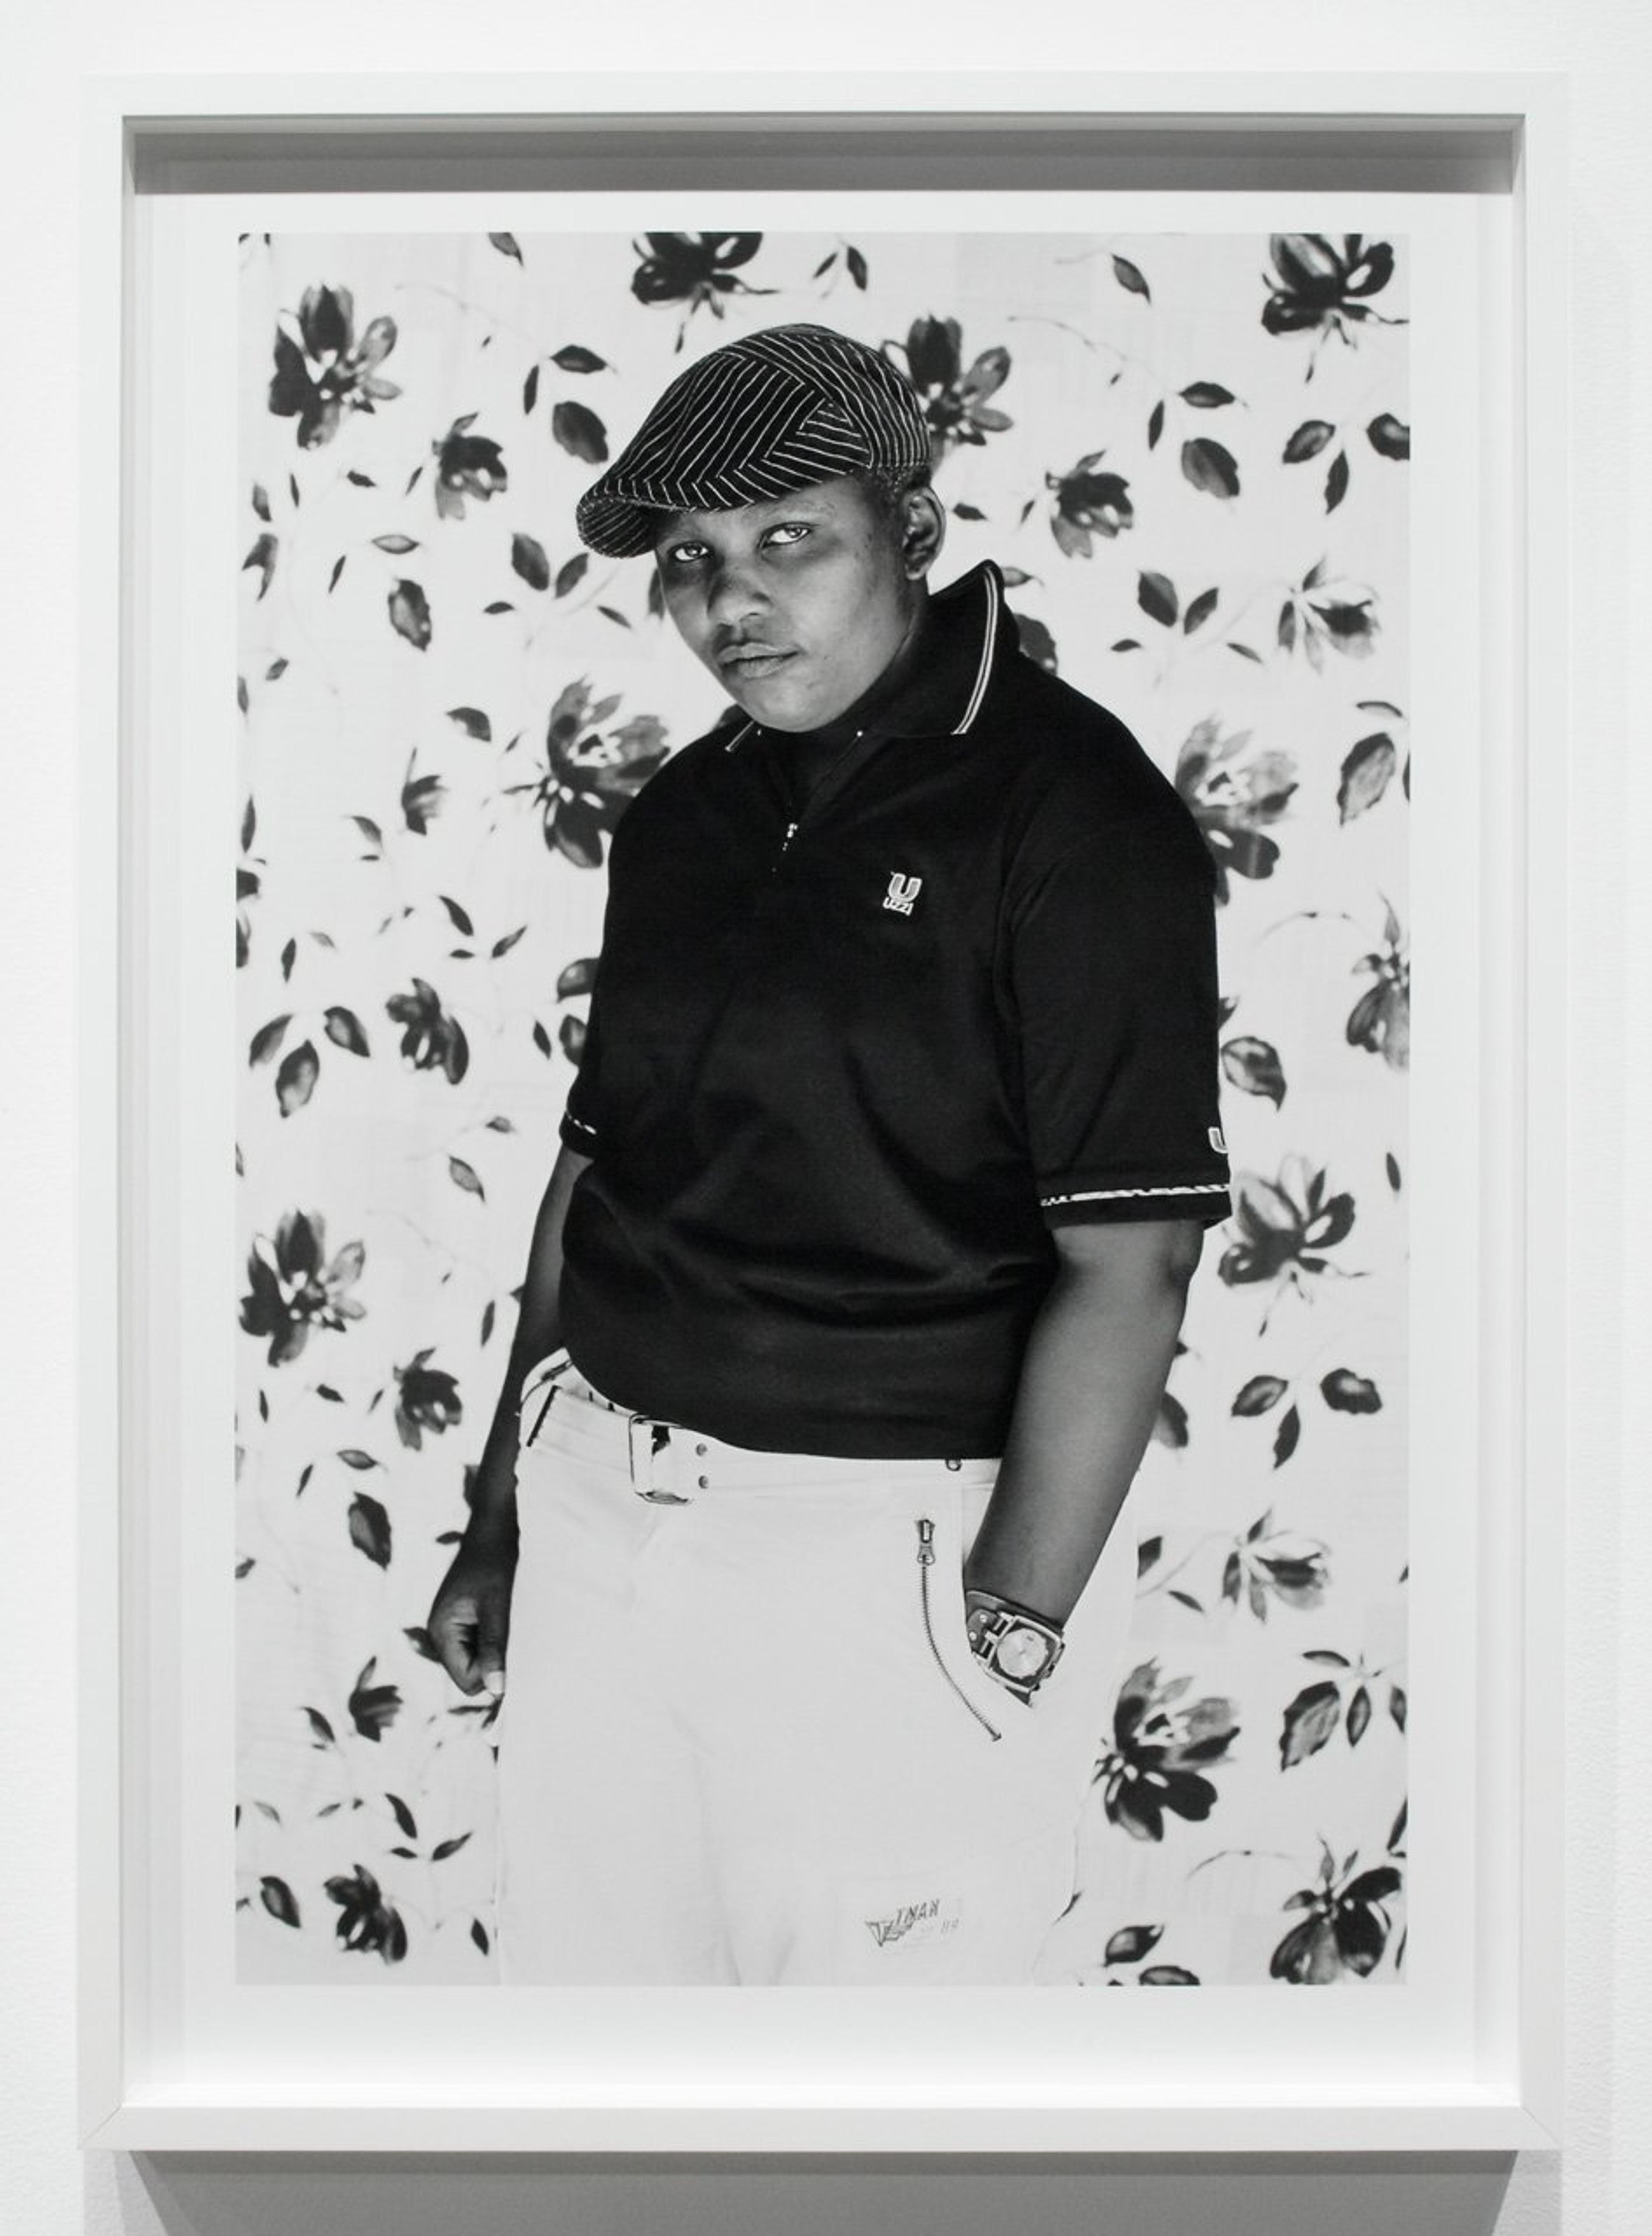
[627,1413,689,1504]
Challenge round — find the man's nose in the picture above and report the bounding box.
[703,551,769,627]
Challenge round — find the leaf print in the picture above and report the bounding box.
[1221,1035,1286,1105]
[387,579,432,650]
[249,1015,292,1067]
[242,532,277,599]
[446,707,491,741]
[348,1661,402,1742]
[1104,1924,1165,1965]
[323,1007,369,1056]
[1367,412,1410,459]
[448,1155,485,1200]
[1321,1369,1382,1414]
[511,532,551,591]
[1273,1404,1302,1468]
[1180,437,1241,500]
[1279,1679,1343,1767]
[1325,450,1350,512]
[348,1491,392,1569]
[488,232,522,263]
[552,343,608,373]
[1180,382,1235,408]
[1137,571,1179,627]
[1338,733,1398,821]
[1183,587,1219,634]
[259,1876,301,1928]
[551,401,609,463]
[1232,1374,1288,1416]
[1112,253,1150,301]
[275,1041,319,1115]
[1283,419,1336,463]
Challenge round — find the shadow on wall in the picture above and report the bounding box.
[106,2149,1538,2236]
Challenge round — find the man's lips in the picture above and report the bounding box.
[717,645,797,678]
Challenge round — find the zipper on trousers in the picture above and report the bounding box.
[916,1516,1002,1741]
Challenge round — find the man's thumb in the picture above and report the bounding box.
[476,1606,509,1696]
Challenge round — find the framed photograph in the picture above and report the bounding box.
[79,71,1566,2152]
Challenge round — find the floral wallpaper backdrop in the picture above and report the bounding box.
[236,227,1409,1985]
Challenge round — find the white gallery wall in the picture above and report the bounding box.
[0,5,1643,2235]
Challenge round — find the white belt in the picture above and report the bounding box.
[518,1351,996,1506]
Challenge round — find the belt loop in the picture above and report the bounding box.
[628,1413,689,1504]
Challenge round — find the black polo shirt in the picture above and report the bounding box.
[556,559,1232,1458]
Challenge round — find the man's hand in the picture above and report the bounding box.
[428,1518,519,1698]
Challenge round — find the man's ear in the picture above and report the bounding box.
[899,485,947,581]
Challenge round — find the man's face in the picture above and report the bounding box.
[651,475,925,732]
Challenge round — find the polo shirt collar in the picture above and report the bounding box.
[725,559,1016,751]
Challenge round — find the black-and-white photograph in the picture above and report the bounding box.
[233,224,1409,1987]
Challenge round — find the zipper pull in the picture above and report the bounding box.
[783,819,798,850]
[916,1516,935,1565]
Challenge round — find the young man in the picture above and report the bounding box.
[428,323,1231,1985]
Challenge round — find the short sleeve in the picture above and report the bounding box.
[1009,808,1232,1229]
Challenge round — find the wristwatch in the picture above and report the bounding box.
[963,1589,1066,1702]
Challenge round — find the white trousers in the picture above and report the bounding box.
[494,1356,1139,1985]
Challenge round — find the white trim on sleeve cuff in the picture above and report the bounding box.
[1040,1180,1231,1208]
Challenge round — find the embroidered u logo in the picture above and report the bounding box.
[883,872,922,917]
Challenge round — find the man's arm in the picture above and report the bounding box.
[426,1142,590,1695]
[962,1217,1203,1628]
[470,1141,590,1535]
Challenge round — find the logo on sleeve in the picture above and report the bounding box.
[1208,1125,1228,1154]
[882,871,923,917]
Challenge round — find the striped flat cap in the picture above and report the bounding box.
[575,323,932,557]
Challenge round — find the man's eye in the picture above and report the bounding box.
[661,543,706,567]
[764,522,811,547]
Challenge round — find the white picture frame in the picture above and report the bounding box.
[77,68,1568,2155]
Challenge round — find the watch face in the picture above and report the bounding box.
[997,1624,1054,1681]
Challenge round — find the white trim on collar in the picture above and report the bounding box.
[952,564,1000,735]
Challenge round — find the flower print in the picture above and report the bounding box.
[1347,902,1410,1070]
[384,979,469,1084]
[522,679,671,869]
[267,284,400,449]
[629,234,775,334]
[1174,718,1298,902]
[1270,1843,1402,1983]
[1095,1661,1240,1842]
[1221,1513,1332,1621]
[1262,235,1400,345]
[323,1864,408,1965]
[894,317,1014,459]
[432,414,507,522]
[1218,1155,1356,1298]
[239,1211,365,1368]
[1277,564,1381,670]
[1047,452,1134,557]
[393,1350,462,1450]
